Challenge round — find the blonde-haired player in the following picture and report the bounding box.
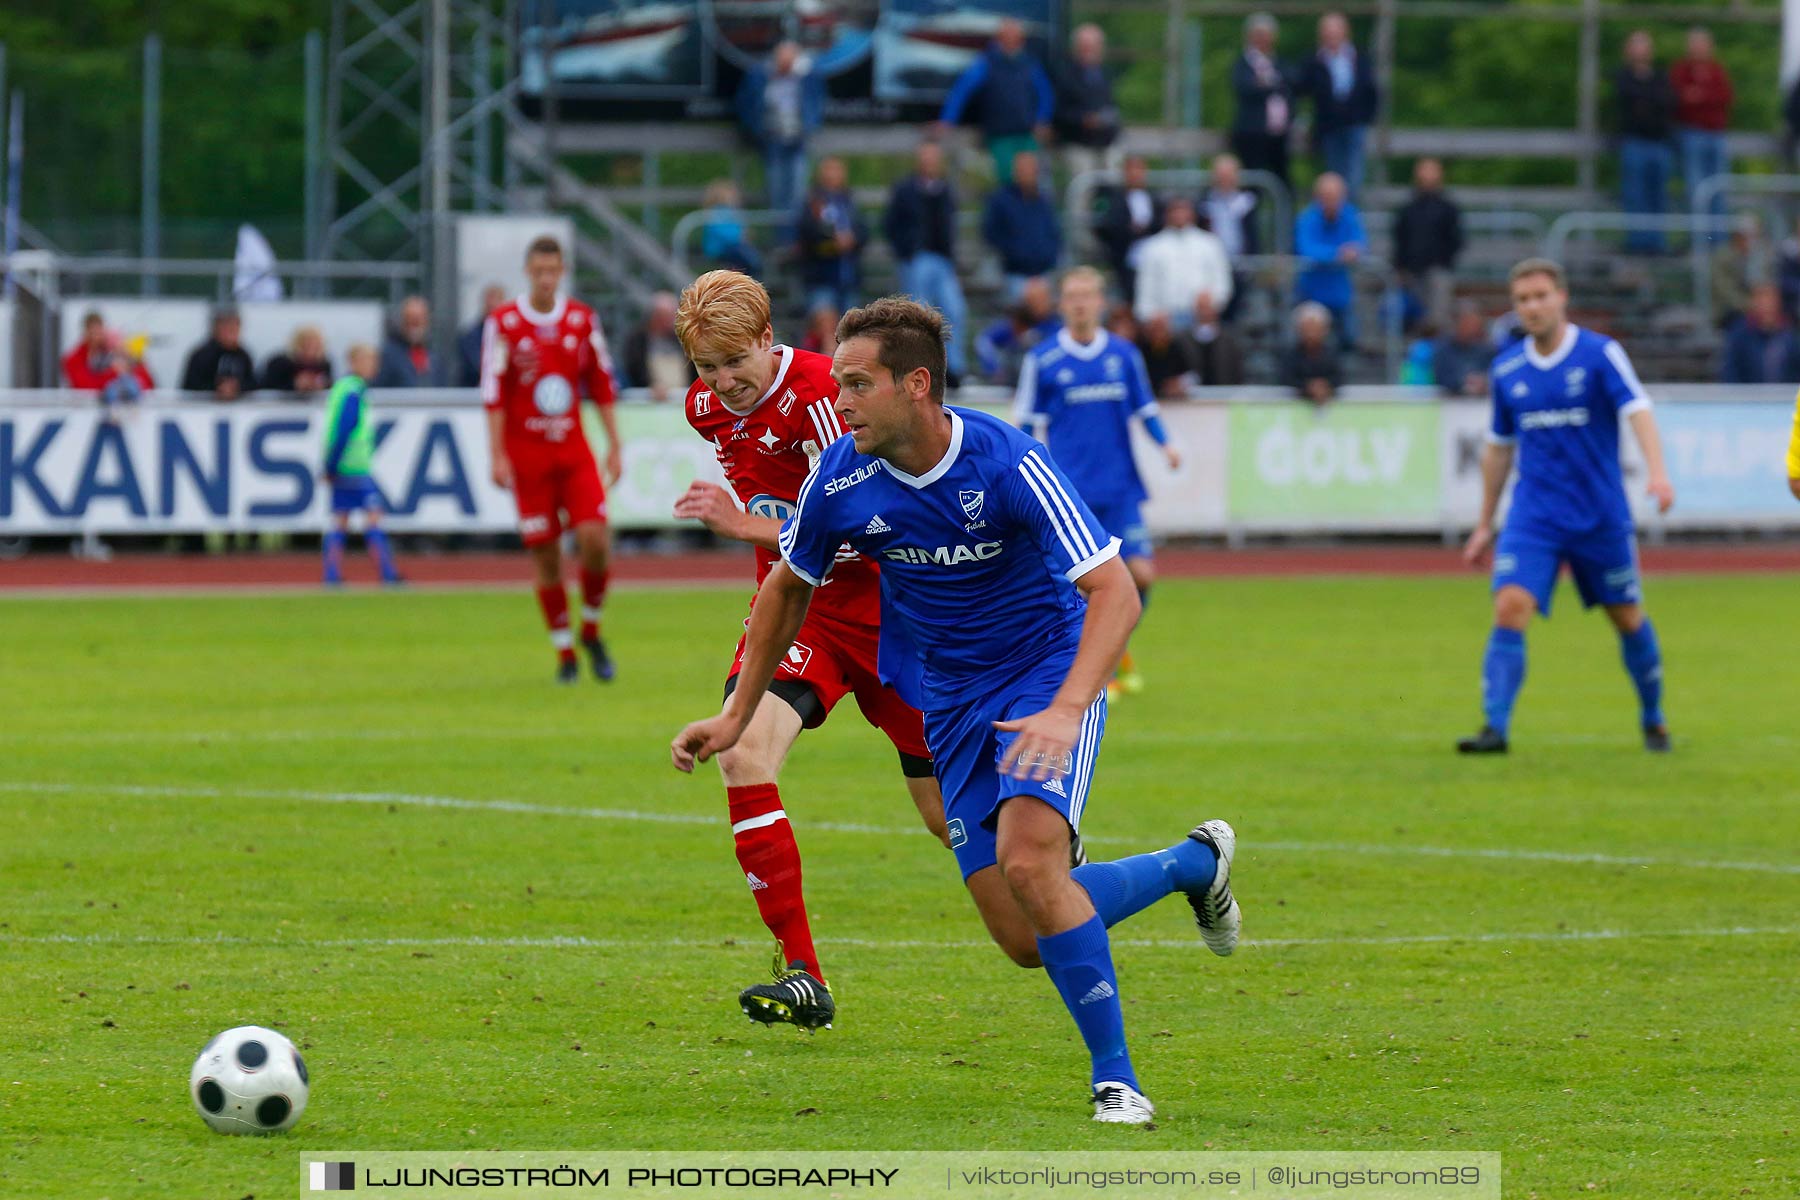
[671,272,975,1030]
[1787,388,1800,501]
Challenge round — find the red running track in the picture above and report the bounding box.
[3,542,1799,593]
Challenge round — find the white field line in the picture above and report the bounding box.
[0,579,743,602]
[3,926,1797,953]
[5,779,1800,878]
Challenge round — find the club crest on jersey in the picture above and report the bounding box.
[1104,355,1123,378]
[532,374,574,416]
[959,490,985,523]
[777,389,797,417]
[694,391,713,416]
[1565,366,1587,397]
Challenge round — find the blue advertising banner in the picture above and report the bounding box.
[1656,401,1796,518]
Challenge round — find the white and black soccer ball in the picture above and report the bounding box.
[189,1025,309,1134]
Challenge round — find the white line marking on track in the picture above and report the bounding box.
[4,926,1797,953]
[5,779,1799,877]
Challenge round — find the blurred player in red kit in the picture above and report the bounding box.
[671,271,969,1030]
[481,235,624,684]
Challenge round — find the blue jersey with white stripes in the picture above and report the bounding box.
[778,406,1120,711]
[1488,324,1650,535]
[1012,329,1159,508]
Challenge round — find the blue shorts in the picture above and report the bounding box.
[329,476,382,514]
[1090,498,1152,562]
[923,661,1108,880]
[1493,523,1641,617]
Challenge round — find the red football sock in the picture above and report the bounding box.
[578,567,609,643]
[535,584,575,663]
[726,783,819,978]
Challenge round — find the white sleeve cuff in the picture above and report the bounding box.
[1619,396,1653,417]
[781,558,825,587]
[1065,536,1122,582]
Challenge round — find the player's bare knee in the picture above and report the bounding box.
[716,741,777,787]
[1606,603,1645,635]
[996,849,1066,919]
[995,935,1041,969]
[1494,586,1535,629]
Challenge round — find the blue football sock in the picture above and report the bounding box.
[322,530,346,582]
[1481,626,1527,736]
[366,526,399,581]
[1037,914,1138,1091]
[1620,620,1664,729]
[1073,837,1215,929]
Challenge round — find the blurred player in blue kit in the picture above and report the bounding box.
[1459,259,1675,754]
[319,343,402,587]
[1012,267,1180,699]
[672,298,1242,1125]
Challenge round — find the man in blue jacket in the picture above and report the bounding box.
[937,18,1055,184]
[1722,284,1800,383]
[983,152,1062,300]
[1295,171,1367,349]
[736,41,826,237]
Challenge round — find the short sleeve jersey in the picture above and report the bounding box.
[1012,328,1160,508]
[480,295,617,464]
[1488,324,1650,534]
[778,406,1120,711]
[685,345,880,627]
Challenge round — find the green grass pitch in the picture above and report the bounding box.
[2,574,1796,1197]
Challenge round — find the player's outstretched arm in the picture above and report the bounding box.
[672,481,783,551]
[1463,441,1516,566]
[671,563,815,772]
[995,555,1141,781]
[1627,408,1675,514]
[485,407,513,490]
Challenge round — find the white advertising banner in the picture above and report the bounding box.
[1138,403,1228,534]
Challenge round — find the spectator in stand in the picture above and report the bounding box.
[1135,313,1197,399]
[1231,13,1294,186]
[982,151,1061,299]
[1393,157,1464,330]
[698,180,764,277]
[63,311,155,405]
[375,295,445,387]
[260,326,334,397]
[622,291,694,403]
[736,40,824,236]
[459,284,508,386]
[936,18,1055,184]
[181,306,256,400]
[1295,171,1367,349]
[1433,300,1496,398]
[1401,320,1438,386]
[1614,30,1677,254]
[1188,295,1247,386]
[1092,154,1163,304]
[1723,283,1800,383]
[796,155,866,315]
[1300,12,1378,201]
[1105,307,1139,345]
[1710,213,1766,330]
[1132,196,1234,333]
[1670,26,1733,229]
[885,138,969,388]
[975,275,1060,385]
[1777,215,1800,321]
[799,304,839,357]
[1283,301,1343,406]
[1053,23,1122,180]
[1199,153,1260,320]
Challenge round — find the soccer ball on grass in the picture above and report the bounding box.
[189,1025,309,1134]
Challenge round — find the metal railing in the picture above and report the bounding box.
[668,206,988,282]
[1065,167,1294,257]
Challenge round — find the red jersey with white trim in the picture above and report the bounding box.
[685,344,879,627]
[481,294,617,463]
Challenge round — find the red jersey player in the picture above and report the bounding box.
[669,271,960,1030]
[481,236,622,684]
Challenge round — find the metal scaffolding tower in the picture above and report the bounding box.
[320,0,514,331]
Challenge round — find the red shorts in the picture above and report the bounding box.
[729,612,931,761]
[512,455,606,547]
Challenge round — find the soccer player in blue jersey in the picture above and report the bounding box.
[671,299,1241,1125]
[1458,258,1675,754]
[1013,267,1181,698]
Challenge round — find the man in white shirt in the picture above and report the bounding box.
[1132,196,1234,333]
